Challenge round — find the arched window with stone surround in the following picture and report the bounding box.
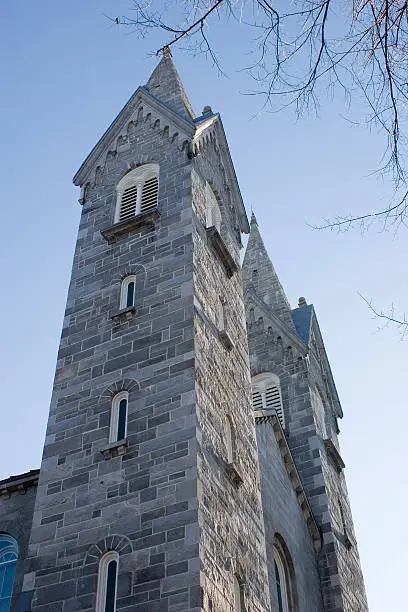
[0,534,18,612]
[273,535,298,612]
[109,391,128,443]
[115,164,159,223]
[120,275,136,310]
[251,373,285,428]
[96,550,119,612]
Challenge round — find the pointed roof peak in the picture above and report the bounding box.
[243,220,296,331]
[250,211,258,225]
[144,52,195,122]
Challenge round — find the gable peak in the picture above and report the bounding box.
[144,52,195,122]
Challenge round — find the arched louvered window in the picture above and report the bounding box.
[251,373,285,428]
[0,535,18,612]
[120,275,136,310]
[205,182,222,232]
[109,391,128,443]
[115,164,159,223]
[96,551,119,612]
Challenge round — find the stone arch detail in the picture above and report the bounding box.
[83,534,133,567]
[273,533,300,612]
[110,263,147,287]
[99,378,140,402]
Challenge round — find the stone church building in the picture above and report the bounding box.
[0,53,368,612]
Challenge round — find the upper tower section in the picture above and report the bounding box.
[243,213,296,331]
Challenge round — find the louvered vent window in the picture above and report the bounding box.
[119,184,139,221]
[252,373,285,428]
[252,391,263,410]
[140,176,159,213]
[115,164,159,224]
[265,385,284,426]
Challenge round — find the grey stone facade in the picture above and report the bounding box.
[0,53,368,612]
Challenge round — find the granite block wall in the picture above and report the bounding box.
[23,100,202,612]
[192,138,271,612]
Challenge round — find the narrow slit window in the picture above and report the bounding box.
[226,416,234,464]
[233,575,244,612]
[96,551,119,612]
[120,275,136,310]
[109,392,128,443]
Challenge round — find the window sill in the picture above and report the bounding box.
[324,438,345,472]
[218,330,233,351]
[101,439,128,459]
[111,306,136,322]
[225,461,243,487]
[101,208,160,244]
[206,227,238,278]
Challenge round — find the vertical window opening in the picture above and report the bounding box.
[96,551,119,612]
[126,281,135,308]
[226,416,234,464]
[120,275,136,311]
[109,392,128,443]
[233,575,244,612]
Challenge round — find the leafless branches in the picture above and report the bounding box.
[112,0,408,231]
[359,294,408,338]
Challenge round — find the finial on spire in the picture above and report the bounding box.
[161,45,172,57]
[250,211,258,225]
[298,297,307,307]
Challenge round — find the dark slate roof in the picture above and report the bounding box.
[291,304,314,345]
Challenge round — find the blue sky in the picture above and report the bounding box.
[1,2,407,610]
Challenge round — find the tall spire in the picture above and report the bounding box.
[144,49,195,122]
[243,216,296,331]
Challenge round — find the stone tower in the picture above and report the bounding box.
[243,214,368,611]
[21,53,271,612]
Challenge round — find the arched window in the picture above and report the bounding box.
[272,535,298,612]
[96,551,119,612]
[252,373,285,428]
[109,391,128,443]
[0,534,18,611]
[120,275,136,310]
[205,182,222,232]
[233,575,245,612]
[115,164,159,223]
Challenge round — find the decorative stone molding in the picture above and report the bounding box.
[83,534,133,566]
[255,411,322,549]
[99,378,139,401]
[100,439,128,460]
[111,306,136,321]
[206,226,238,278]
[324,438,345,472]
[0,469,39,496]
[101,208,160,244]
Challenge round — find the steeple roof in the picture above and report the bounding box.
[243,215,296,331]
[144,49,195,122]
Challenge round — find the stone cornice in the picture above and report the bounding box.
[0,469,40,495]
[254,410,322,550]
[73,86,196,187]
